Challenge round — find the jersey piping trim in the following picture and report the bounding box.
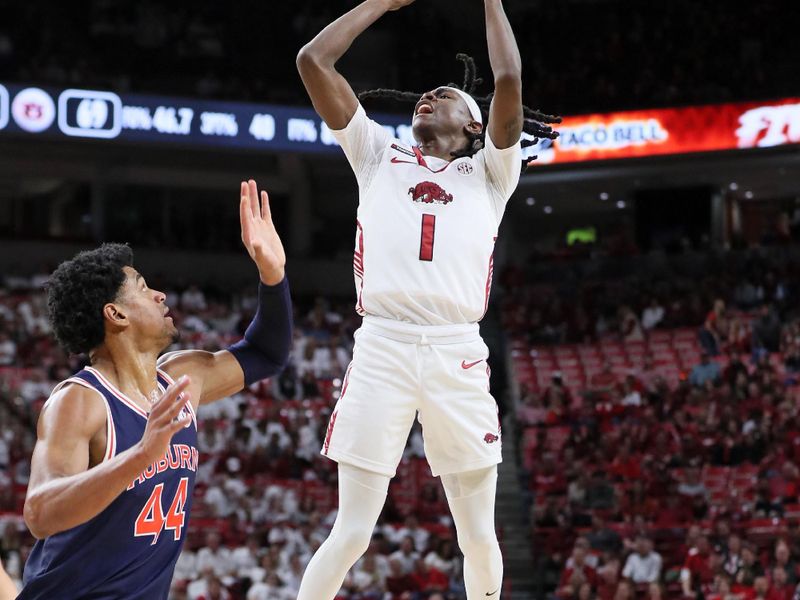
[50,377,116,462]
[84,366,149,419]
[412,147,455,174]
[157,368,198,429]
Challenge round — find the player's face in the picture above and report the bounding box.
[412,87,476,143]
[117,267,179,350]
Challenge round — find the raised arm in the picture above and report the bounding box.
[24,378,191,539]
[296,0,416,129]
[158,181,292,405]
[485,0,524,149]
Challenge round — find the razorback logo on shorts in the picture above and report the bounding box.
[408,181,453,205]
[484,433,499,444]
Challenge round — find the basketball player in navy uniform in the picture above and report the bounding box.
[19,181,291,599]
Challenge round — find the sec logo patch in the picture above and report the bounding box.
[457,162,474,176]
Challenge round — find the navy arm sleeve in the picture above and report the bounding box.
[228,278,293,385]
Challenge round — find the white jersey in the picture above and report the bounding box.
[332,104,522,326]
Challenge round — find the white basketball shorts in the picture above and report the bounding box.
[321,316,502,478]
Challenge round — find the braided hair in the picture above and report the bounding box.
[359,54,560,173]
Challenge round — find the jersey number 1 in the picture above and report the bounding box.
[134,477,189,544]
[419,214,436,262]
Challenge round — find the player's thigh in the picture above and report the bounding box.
[418,338,501,477]
[323,330,420,477]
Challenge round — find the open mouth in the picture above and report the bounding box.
[415,102,434,116]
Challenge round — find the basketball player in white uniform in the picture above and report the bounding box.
[296,1,557,597]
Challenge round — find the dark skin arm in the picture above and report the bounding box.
[23,377,191,539]
[296,0,416,130]
[485,0,524,149]
[158,180,286,406]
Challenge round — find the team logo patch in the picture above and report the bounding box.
[11,87,55,133]
[457,162,474,176]
[484,433,499,444]
[409,181,453,205]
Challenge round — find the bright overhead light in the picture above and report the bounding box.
[616,200,626,209]
[544,205,553,214]
[526,197,536,206]
[745,191,754,199]
[599,192,609,201]
[729,182,739,191]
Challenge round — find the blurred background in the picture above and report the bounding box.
[1,1,800,598]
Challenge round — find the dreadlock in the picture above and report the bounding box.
[358,53,561,173]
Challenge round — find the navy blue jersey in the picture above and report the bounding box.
[20,366,198,600]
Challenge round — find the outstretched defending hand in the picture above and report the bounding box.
[384,0,416,11]
[240,179,287,286]
[138,376,193,465]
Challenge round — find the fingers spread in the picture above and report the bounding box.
[152,375,190,418]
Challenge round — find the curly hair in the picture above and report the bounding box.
[358,54,561,174]
[47,243,134,355]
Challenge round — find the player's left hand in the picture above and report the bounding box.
[240,180,286,285]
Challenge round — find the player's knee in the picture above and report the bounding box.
[336,526,373,561]
[458,529,500,560]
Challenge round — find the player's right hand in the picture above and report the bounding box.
[137,376,192,465]
[383,0,416,11]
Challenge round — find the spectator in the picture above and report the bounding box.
[586,514,623,555]
[613,580,634,600]
[246,572,293,600]
[620,306,644,341]
[724,349,750,385]
[585,471,616,510]
[753,575,771,600]
[641,298,665,331]
[590,362,618,398]
[690,352,722,387]
[753,304,782,354]
[0,332,15,366]
[389,536,420,575]
[385,557,420,597]
[558,544,598,599]
[181,284,208,311]
[699,299,727,356]
[774,540,799,585]
[196,532,233,578]
[737,544,766,587]
[723,533,743,577]
[768,566,794,600]
[681,535,714,597]
[678,466,709,499]
[621,536,662,584]
[410,557,448,595]
[707,573,734,600]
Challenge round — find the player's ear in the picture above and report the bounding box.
[103,302,130,329]
[465,121,483,136]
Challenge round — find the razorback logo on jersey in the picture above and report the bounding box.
[408,181,453,205]
[484,433,499,444]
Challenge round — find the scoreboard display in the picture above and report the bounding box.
[0,82,798,164]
